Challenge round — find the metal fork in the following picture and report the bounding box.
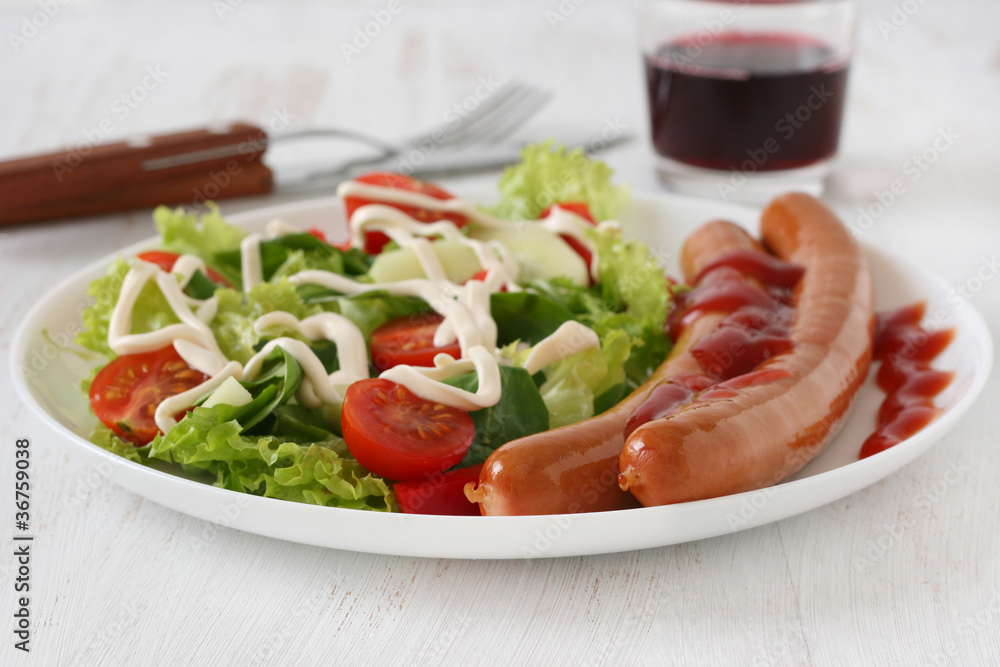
[272,81,553,188]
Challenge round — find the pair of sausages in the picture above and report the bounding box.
[465,193,874,515]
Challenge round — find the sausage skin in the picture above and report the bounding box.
[466,221,760,515]
[618,193,875,505]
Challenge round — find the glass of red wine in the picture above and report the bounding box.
[638,0,859,202]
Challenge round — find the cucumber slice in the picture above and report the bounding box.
[469,225,588,286]
[202,376,253,408]
[369,239,482,283]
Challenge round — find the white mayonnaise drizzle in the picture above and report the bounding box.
[253,311,370,406]
[240,234,263,294]
[154,361,242,432]
[523,321,601,376]
[336,182,599,270]
[106,180,606,436]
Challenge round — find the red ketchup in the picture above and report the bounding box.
[859,303,954,459]
[627,249,804,436]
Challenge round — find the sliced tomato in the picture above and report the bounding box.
[464,269,507,292]
[394,464,483,516]
[136,250,232,287]
[540,202,597,281]
[89,345,210,446]
[341,379,475,481]
[369,312,461,371]
[306,227,355,252]
[344,172,467,254]
[541,201,595,224]
[467,269,490,283]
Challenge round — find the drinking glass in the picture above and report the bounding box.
[638,0,860,202]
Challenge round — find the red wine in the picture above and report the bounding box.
[646,33,849,172]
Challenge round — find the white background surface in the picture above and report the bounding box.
[1,0,998,665]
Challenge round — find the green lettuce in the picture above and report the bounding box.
[536,329,633,428]
[88,423,147,463]
[210,280,325,363]
[589,225,672,383]
[213,233,371,285]
[504,223,673,425]
[487,141,629,221]
[150,409,394,510]
[297,287,432,341]
[76,257,180,358]
[149,346,394,511]
[154,204,245,284]
[444,366,549,466]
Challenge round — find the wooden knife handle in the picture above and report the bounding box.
[0,123,274,226]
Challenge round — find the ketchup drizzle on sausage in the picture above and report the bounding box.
[627,249,805,437]
[859,302,954,459]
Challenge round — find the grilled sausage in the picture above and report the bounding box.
[465,221,762,515]
[618,193,874,505]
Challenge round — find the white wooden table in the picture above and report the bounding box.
[1,1,998,664]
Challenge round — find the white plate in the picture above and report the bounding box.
[10,192,993,559]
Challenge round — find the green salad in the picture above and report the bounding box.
[77,142,674,514]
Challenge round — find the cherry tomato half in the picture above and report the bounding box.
[137,250,232,287]
[341,379,475,481]
[89,345,210,445]
[540,202,597,280]
[343,172,467,254]
[369,312,461,372]
[306,227,328,242]
[394,464,484,516]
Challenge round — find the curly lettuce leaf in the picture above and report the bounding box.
[76,257,180,358]
[590,225,669,326]
[149,407,394,510]
[88,423,147,463]
[487,141,629,221]
[510,223,674,423]
[154,204,245,284]
[149,349,394,511]
[536,329,633,428]
[210,280,326,363]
